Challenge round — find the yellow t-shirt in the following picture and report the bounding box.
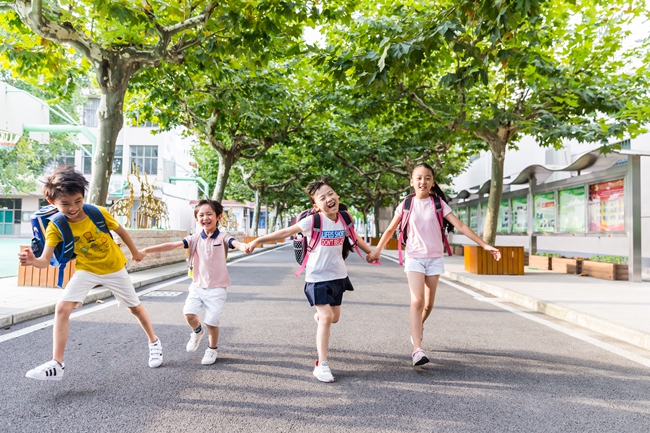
[45,206,126,275]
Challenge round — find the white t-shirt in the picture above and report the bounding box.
[395,196,452,259]
[296,214,348,283]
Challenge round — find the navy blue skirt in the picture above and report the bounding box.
[304,277,354,306]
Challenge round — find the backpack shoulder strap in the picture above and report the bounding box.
[49,212,75,287]
[397,194,415,265]
[339,211,368,262]
[432,196,452,256]
[83,204,113,237]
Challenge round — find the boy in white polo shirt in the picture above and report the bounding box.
[142,199,247,364]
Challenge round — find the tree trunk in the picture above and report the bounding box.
[212,151,236,201]
[373,198,381,238]
[363,211,369,242]
[482,141,507,245]
[89,57,140,205]
[272,200,285,232]
[252,190,261,237]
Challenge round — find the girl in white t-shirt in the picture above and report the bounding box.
[246,178,373,383]
[367,163,501,366]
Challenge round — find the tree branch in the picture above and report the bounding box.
[14,0,101,62]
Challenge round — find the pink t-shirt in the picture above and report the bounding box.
[184,230,233,288]
[395,196,452,259]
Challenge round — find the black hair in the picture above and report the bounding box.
[42,165,89,201]
[305,177,335,204]
[193,199,224,218]
[305,177,354,258]
[412,163,455,233]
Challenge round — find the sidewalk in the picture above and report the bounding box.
[0,243,286,328]
[380,249,650,352]
[3,243,650,353]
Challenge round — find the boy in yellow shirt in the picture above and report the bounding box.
[18,165,162,380]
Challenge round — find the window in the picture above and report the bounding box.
[83,99,100,127]
[0,198,22,234]
[83,145,92,174]
[130,145,158,174]
[83,145,123,175]
[46,151,76,171]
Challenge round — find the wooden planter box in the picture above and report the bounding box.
[528,255,551,271]
[18,260,76,288]
[453,246,464,256]
[581,261,629,281]
[551,257,582,274]
[464,246,524,275]
[243,236,257,243]
[369,237,380,246]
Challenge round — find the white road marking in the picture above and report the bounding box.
[0,276,188,344]
[0,245,290,344]
[381,254,650,368]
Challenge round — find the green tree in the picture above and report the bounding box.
[129,56,319,201]
[0,73,85,193]
[320,0,650,244]
[1,1,305,205]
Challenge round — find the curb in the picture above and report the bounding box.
[442,270,650,351]
[2,242,288,327]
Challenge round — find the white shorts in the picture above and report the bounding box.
[404,257,445,276]
[183,284,227,327]
[60,268,140,308]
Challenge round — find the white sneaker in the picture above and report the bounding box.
[313,361,334,382]
[26,360,65,381]
[186,328,205,352]
[201,348,218,365]
[148,339,163,368]
[412,348,429,366]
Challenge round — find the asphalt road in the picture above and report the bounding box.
[1,246,649,432]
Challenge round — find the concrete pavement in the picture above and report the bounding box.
[2,242,649,353]
[0,243,285,328]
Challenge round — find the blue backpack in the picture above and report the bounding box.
[30,204,112,287]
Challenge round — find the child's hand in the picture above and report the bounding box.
[132,250,145,262]
[484,245,501,261]
[237,243,247,253]
[18,248,35,266]
[366,250,380,263]
[245,241,257,254]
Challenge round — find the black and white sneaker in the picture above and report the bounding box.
[26,360,65,381]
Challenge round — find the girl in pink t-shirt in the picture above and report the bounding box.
[367,163,500,366]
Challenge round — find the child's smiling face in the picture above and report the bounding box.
[195,204,222,233]
[410,165,435,198]
[311,184,340,217]
[49,192,86,222]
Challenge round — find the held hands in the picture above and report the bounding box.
[132,250,146,262]
[244,240,258,254]
[366,249,381,263]
[18,247,35,267]
[483,245,501,261]
[236,242,248,253]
